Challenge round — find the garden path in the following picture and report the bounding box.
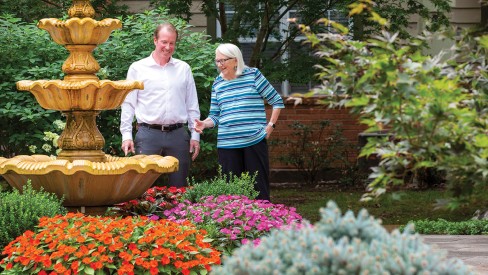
[421,235,488,274]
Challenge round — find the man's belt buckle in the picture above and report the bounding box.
[161,123,181,131]
[161,125,171,131]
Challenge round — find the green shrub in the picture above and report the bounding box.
[0,181,66,250]
[271,120,352,186]
[0,10,219,178]
[181,168,259,203]
[299,2,488,204]
[213,201,474,274]
[402,219,488,235]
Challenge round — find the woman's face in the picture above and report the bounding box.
[215,52,237,80]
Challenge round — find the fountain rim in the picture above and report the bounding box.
[0,154,179,175]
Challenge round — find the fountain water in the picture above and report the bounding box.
[0,0,178,214]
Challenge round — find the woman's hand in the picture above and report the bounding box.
[265,124,274,139]
[194,119,206,133]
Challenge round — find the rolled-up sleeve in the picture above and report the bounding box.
[254,69,284,109]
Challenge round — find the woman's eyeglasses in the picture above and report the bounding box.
[215,58,234,65]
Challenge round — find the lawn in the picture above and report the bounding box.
[270,185,488,225]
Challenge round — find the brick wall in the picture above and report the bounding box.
[266,97,368,169]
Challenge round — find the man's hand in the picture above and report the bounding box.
[121,140,135,156]
[190,139,200,161]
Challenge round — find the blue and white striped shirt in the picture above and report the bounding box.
[209,67,285,149]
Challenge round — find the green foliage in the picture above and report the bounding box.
[213,201,473,274]
[0,9,220,176]
[299,2,488,204]
[181,168,259,203]
[402,219,488,235]
[0,15,63,157]
[351,0,451,39]
[0,181,66,251]
[0,0,130,22]
[272,120,351,186]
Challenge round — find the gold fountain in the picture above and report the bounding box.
[0,0,178,213]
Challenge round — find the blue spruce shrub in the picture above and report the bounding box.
[212,201,474,274]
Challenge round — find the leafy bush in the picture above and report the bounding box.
[0,181,66,251]
[0,213,221,274]
[164,195,302,255]
[108,186,186,218]
[0,9,220,178]
[298,2,488,202]
[212,201,474,274]
[182,168,259,203]
[272,120,353,186]
[28,119,65,156]
[0,15,63,157]
[402,219,488,235]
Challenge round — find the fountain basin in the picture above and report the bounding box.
[38,17,121,45]
[17,80,143,111]
[0,154,178,206]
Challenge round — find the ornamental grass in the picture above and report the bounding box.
[164,195,303,254]
[0,213,220,275]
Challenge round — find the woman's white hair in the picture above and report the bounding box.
[216,43,247,77]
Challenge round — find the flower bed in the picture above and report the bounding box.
[164,195,303,253]
[0,213,220,274]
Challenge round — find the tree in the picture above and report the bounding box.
[150,0,451,74]
[0,0,129,22]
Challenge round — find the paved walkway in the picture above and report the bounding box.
[421,235,488,274]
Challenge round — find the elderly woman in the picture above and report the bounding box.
[194,43,284,201]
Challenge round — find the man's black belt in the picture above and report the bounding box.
[138,123,184,131]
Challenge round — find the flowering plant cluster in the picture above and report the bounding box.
[109,186,186,218]
[164,195,303,254]
[0,213,220,275]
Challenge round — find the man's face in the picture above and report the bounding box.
[153,28,177,59]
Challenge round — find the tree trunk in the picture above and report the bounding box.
[249,3,271,68]
[218,2,227,35]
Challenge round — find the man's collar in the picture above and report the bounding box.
[148,51,175,66]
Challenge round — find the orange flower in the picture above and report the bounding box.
[54,262,67,273]
[81,257,91,264]
[1,214,220,274]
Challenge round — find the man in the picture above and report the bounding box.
[120,22,200,187]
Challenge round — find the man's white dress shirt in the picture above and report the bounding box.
[120,53,200,142]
